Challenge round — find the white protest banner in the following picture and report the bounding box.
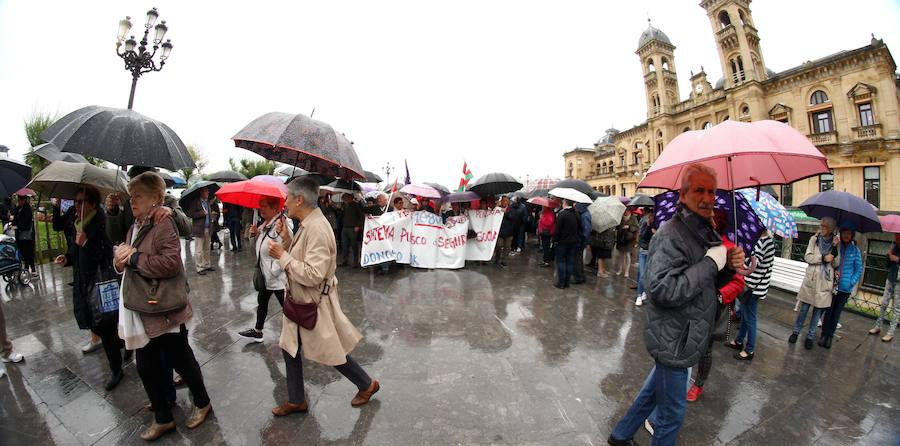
[464,209,503,261]
[408,211,444,268]
[434,215,469,269]
[360,211,411,267]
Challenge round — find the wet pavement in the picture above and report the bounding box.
[1,239,898,445]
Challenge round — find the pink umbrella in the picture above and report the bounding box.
[15,187,36,197]
[639,120,830,191]
[880,214,900,234]
[399,183,442,199]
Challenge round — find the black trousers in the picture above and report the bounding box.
[228,220,242,250]
[136,326,210,423]
[540,233,554,264]
[91,322,123,374]
[16,239,35,271]
[822,291,850,338]
[283,349,371,405]
[255,289,285,330]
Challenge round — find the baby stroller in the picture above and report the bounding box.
[0,233,31,286]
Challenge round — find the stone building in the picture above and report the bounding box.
[564,0,900,212]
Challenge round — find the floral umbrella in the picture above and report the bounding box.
[737,188,797,238]
[653,190,764,255]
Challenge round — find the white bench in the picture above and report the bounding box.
[770,257,807,293]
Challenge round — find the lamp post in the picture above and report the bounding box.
[115,7,173,110]
[382,162,393,183]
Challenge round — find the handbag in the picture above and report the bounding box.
[122,219,190,315]
[88,264,121,327]
[711,302,732,342]
[283,279,331,330]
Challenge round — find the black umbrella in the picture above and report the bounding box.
[364,170,383,183]
[178,180,220,209]
[628,194,654,207]
[32,143,89,164]
[322,179,363,194]
[555,179,601,199]
[207,170,247,183]
[40,105,194,171]
[469,172,523,196]
[0,158,32,197]
[232,112,365,181]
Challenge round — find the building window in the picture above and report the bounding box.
[632,152,640,165]
[739,105,750,120]
[812,110,833,133]
[568,162,573,178]
[773,235,784,259]
[721,115,730,122]
[702,121,712,130]
[682,127,691,133]
[810,90,829,105]
[718,10,731,29]
[819,173,834,192]
[622,185,627,197]
[862,240,892,292]
[647,59,655,72]
[864,166,880,207]
[858,103,874,127]
[782,183,793,207]
[619,155,625,167]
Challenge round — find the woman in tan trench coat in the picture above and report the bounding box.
[267,177,380,416]
[790,216,839,350]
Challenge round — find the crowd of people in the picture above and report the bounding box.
[0,164,897,445]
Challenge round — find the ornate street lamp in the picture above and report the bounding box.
[382,162,393,182]
[115,7,173,109]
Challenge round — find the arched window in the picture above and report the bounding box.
[740,105,750,117]
[661,57,670,71]
[702,121,712,130]
[718,10,732,28]
[721,115,730,122]
[647,59,656,72]
[739,10,750,26]
[682,127,691,133]
[657,141,664,156]
[737,56,746,81]
[568,162,574,178]
[656,130,663,140]
[810,90,829,105]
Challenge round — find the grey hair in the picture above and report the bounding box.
[680,163,718,194]
[287,177,319,209]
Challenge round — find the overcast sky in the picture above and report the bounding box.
[1,0,898,188]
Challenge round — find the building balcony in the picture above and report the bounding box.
[716,25,738,49]
[852,124,882,140]
[808,131,838,146]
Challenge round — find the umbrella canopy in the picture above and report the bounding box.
[321,179,364,195]
[32,143,89,164]
[628,194,654,207]
[445,191,480,203]
[216,178,287,209]
[799,190,882,233]
[654,190,764,255]
[880,215,900,234]
[588,196,627,232]
[400,183,442,199]
[40,105,194,171]
[364,170,383,183]
[15,187,36,197]
[548,187,592,204]
[469,172,523,196]
[157,171,176,188]
[555,179,601,199]
[273,164,333,185]
[169,172,187,187]
[179,180,220,209]
[232,112,365,180]
[252,175,290,190]
[737,188,798,238]
[618,196,631,205]
[0,158,31,197]
[523,178,560,196]
[639,120,829,191]
[527,196,559,208]
[207,170,247,183]
[27,160,129,199]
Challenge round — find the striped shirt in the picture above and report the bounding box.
[745,235,776,298]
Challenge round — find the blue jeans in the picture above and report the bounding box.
[611,363,689,446]
[555,242,576,287]
[793,303,824,341]
[637,249,649,297]
[646,365,691,429]
[735,294,759,352]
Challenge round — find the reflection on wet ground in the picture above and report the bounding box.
[1,240,897,445]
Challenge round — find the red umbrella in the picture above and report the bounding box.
[879,214,900,234]
[14,187,36,197]
[527,197,559,208]
[216,178,286,209]
[639,120,829,191]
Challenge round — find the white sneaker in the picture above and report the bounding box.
[644,419,655,436]
[81,339,103,354]
[635,295,643,307]
[1,352,24,363]
[837,322,843,329]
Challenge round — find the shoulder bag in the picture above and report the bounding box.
[122,219,190,315]
[283,279,331,330]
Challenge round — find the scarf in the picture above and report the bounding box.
[817,232,834,280]
[74,209,97,233]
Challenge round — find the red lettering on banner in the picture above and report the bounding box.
[437,234,467,249]
[476,230,497,242]
[364,225,393,244]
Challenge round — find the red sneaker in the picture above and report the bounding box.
[686,384,703,402]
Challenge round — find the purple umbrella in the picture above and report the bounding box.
[799,190,881,233]
[653,190,763,255]
[444,191,480,203]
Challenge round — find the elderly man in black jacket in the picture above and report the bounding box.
[552,199,581,289]
[608,163,744,446]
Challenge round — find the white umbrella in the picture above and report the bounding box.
[548,187,592,204]
[588,196,627,233]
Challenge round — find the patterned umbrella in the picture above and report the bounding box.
[527,197,559,208]
[523,178,560,197]
[588,196,626,232]
[653,190,764,255]
[737,188,797,238]
[880,215,900,234]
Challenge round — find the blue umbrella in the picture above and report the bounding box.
[653,190,764,255]
[737,188,797,238]
[799,190,881,233]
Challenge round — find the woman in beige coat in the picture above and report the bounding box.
[790,216,838,350]
[267,177,379,416]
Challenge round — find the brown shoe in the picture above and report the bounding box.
[185,404,212,429]
[868,327,882,335]
[351,380,380,407]
[139,421,176,441]
[883,334,894,342]
[272,400,309,416]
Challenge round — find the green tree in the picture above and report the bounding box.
[228,157,275,179]
[24,111,107,174]
[179,145,207,184]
